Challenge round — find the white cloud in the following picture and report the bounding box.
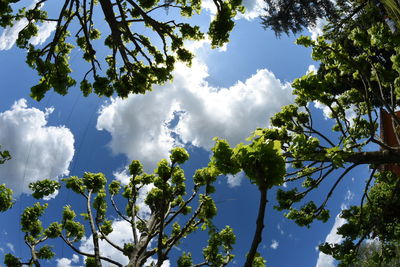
[97,57,293,172]
[315,191,353,267]
[315,213,346,267]
[226,171,244,188]
[56,254,80,267]
[307,65,318,74]
[270,239,279,249]
[344,190,354,202]
[314,101,357,125]
[43,189,59,200]
[29,21,57,46]
[6,242,14,252]
[308,18,327,41]
[0,99,74,196]
[0,0,55,50]
[277,223,284,235]
[0,18,29,50]
[237,0,267,20]
[314,101,332,120]
[174,67,293,149]
[97,93,179,172]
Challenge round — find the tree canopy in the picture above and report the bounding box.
[4,138,284,266]
[0,0,243,100]
[263,1,400,265]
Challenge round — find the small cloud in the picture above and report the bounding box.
[307,65,318,74]
[227,171,244,188]
[270,240,279,250]
[277,223,284,235]
[43,189,59,201]
[314,101,332,120]
[308,18,327,41]
[344,190,354,202]
[6,243,14,252]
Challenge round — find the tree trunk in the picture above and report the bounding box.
[244,189,268,267]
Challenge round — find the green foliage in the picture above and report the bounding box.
[4,254,22,267]
[44,222,62,239]
[2,0,244,100]
[208,0,243,47]
[129,160,143,176]
[6,147,239,266]
[348,240,400,267]
[37,245,55,259]
[320,172,400,266]
[0,146,11,164]
[252,252,267,267]
[170,147,190,164]
[211,134,285,190]
[177,252,193,267]
[264,2,400,265]
[21,202,48,238]
[85,257,97,267]
[202,226,236,265]
[83,172,107,193]
[0,184,14,212]
[29,179,61,199]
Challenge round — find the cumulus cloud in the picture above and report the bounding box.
[97,91,179,172]
[0,99,74,196]
[270,239,279,250]
[97,58,293,172]
[56,254,80,267]
[0,0,55,50]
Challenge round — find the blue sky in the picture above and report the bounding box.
[0,0,371,266]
